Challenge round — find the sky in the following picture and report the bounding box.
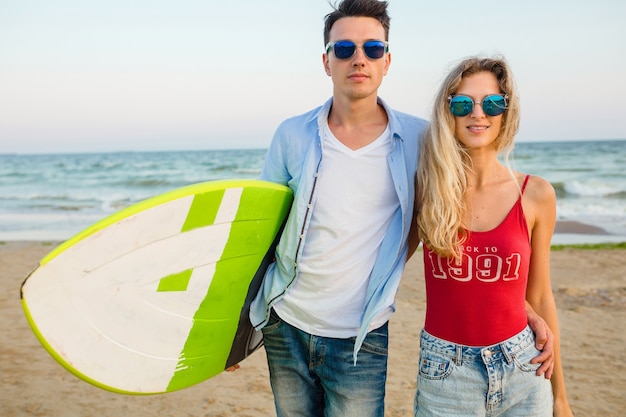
[1,0,625,154]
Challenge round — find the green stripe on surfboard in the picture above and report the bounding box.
[157,269,194,292]
[166,186,291,391]
[181,189,224,232]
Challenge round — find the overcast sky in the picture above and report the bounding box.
[1,0,625,154]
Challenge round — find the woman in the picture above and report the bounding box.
[414,57,573,416]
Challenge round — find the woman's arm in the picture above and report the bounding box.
[524,176,573,416]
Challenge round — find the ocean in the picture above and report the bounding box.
[1,140,625,243]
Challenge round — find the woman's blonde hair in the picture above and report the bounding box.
[416,56,521,259]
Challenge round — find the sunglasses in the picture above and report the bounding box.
[448,94,509,117]
[325,40,389,60]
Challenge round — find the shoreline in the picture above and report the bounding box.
[553,220,609,235]
[2,220,625,245]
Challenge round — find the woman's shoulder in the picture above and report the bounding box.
[513,171,553,195]
[515,172,556,212]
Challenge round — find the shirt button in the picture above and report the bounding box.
[484,350,492,357]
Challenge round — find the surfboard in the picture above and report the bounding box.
[20,179,292,395]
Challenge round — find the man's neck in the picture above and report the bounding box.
[327,95,388,150]
[329,94,382,126]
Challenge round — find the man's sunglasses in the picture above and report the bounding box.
[448,94,509,117]
[325,40,389,60]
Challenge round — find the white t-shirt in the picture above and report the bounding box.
[274,121,398,337]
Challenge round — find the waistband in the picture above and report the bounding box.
[420,326,535,365]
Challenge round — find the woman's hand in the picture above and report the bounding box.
[526,302,555,379]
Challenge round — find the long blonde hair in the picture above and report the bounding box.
[416,56,521,259]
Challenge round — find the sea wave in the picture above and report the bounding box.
[607,191,626,199]
[113,178,179,188]
[551,181,625,198]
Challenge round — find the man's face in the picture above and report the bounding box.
[323,16,391,102]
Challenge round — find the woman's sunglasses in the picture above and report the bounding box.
[325,40,389,60]
[448,94,509,117]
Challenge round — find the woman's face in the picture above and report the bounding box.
[452,71,504,151]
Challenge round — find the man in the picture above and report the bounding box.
[248,2,423,415]
[247,1,554,416]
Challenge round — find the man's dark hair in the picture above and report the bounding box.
[323,0,390,45]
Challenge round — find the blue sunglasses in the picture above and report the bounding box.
[448,94,509,117]
[325,40,389,60]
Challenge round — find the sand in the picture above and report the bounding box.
[1,238,625,416]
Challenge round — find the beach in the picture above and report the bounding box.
[2,231,625,416]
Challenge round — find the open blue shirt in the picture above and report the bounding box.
[250,97,428,362]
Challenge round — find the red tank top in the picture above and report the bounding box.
[423,175,531,346]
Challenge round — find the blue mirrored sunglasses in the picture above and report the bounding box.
[325,40,389,60]
[448,94,509,117]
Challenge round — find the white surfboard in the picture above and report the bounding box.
[21,179,292,394]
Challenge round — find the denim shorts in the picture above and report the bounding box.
[261,308,388,417]
[414,326,553,417]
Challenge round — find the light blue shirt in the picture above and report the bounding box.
[250,97,428,362]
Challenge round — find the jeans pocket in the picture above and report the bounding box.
[358,323,389,356]
[418,349,454,380]
[512,341,542,373]
[261,307,282,333]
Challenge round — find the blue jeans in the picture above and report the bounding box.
[414,326,553,417]
[261,308,388,417]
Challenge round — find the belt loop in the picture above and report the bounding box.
[501,342,514,364]
[455,345,463,366]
